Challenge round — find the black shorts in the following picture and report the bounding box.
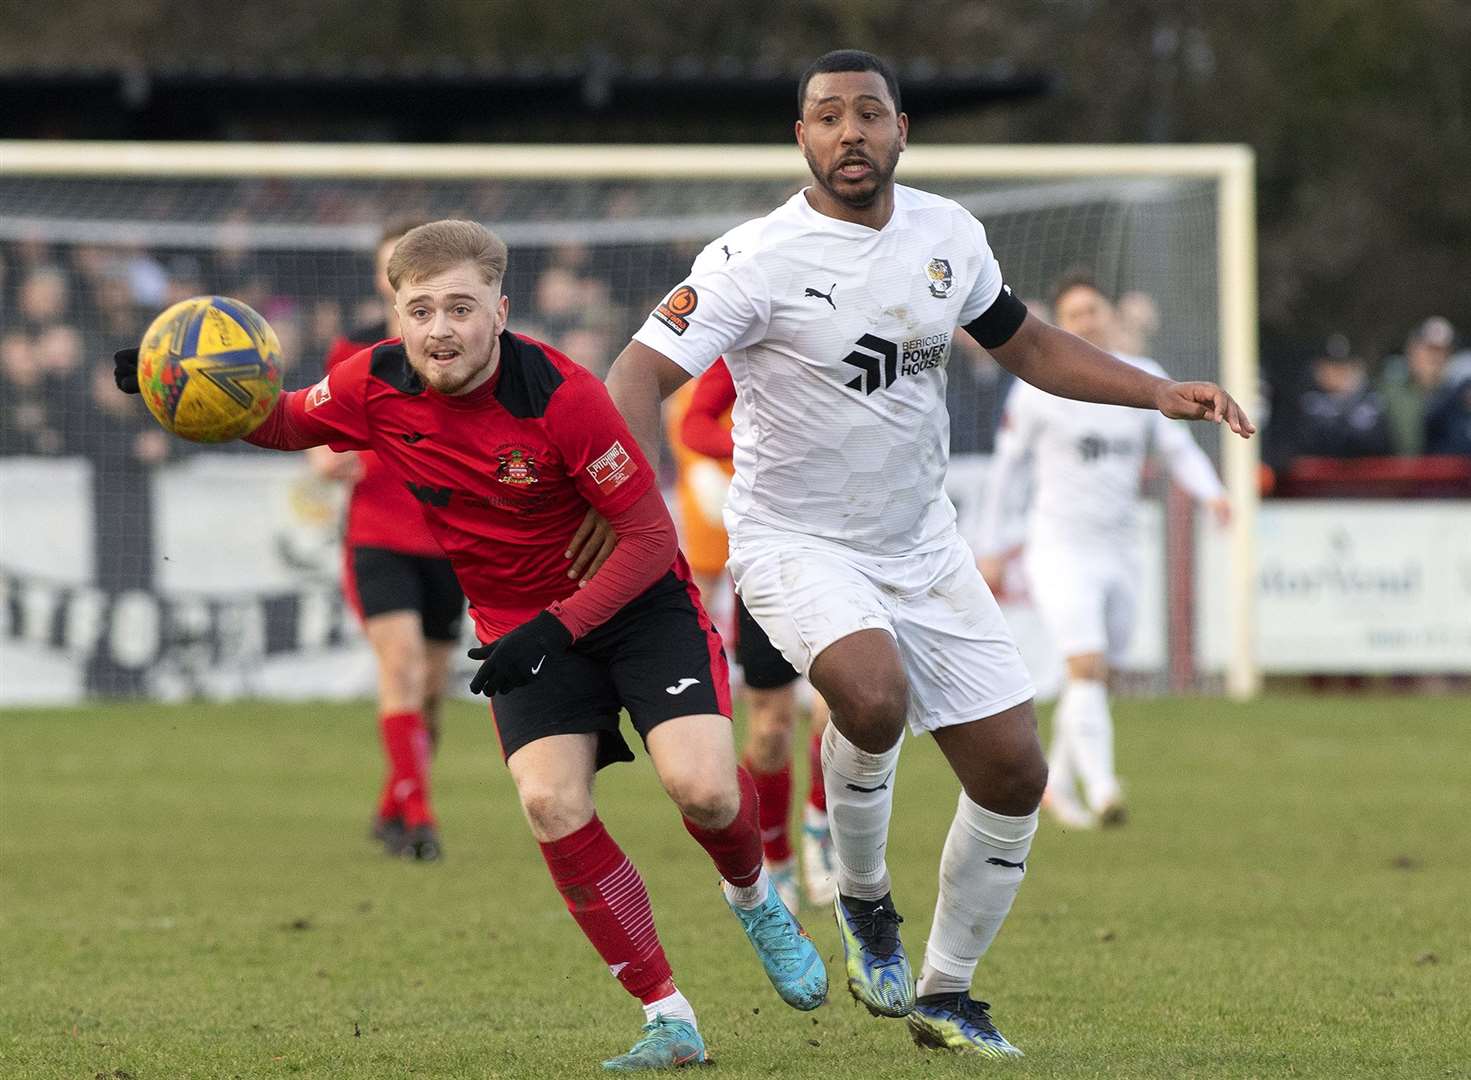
[489,571,731,770]
[736,594,800,690]
[349,546,465,642]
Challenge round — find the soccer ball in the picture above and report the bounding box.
[137,296,284,443]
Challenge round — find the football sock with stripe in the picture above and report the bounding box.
[539,816,675,1004]
[821,722,902,901]
[917,792,1037,997]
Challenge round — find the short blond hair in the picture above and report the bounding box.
[386,219,508,292]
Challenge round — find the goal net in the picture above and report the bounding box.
[0,143,1258,704]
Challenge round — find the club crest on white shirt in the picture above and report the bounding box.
[925,257,954,298]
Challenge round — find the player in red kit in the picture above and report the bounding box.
[309,219,464,861]
[113,220,825,1070]
[680,359,837,912]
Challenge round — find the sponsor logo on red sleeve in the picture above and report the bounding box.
[652,285,698,336]
[587,440,638,492]
[306,376,332,411]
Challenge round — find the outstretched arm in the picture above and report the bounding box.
[982,314,1256,438]
[112,347,371,452]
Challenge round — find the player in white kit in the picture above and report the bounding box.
[977,273,1231,830]
[603,50,1254,1058]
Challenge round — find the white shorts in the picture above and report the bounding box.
[728,523,1035,736]
[1023,544,1138,662]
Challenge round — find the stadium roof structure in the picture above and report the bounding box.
[1,58,1053,142]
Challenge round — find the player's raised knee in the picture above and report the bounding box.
[991,748,1048,815]
[516,783,594,842]
[832,676,908,751]
[666,770,740,829]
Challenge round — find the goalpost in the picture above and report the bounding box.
[0,141,1259,701]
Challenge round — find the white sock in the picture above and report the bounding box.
[1058,678,1120,812]
[643,987,697,1028]
[822,722,902,900]
[722,865,771,910]
[917,792,1038,998]
[1045,696,1080,803]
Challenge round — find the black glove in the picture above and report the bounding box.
[114,348,141,394]
[468,610,573,696]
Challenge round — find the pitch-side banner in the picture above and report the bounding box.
[6,458,1471,704]
[1,455,378,703]
[1198,500,1471,673]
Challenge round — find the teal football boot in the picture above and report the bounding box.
[727,884,827,1010]
[601,1016,707,1071]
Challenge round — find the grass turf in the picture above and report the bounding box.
[2,695,1467,1078]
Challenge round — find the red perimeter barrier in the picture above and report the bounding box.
[1274,456,1471,498]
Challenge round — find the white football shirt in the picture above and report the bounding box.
[633,184,1006,555]
[975,354,1225,553]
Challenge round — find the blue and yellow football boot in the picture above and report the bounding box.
[907,993,1023,1058]
[600,1016,707,1071]
[833,892,914,1017]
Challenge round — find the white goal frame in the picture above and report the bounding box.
[0,140,1260,699]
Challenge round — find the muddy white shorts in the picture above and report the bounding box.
[728,522,1034,735]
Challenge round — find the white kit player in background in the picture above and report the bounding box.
[602,49,1253,1059]
[976,273,1231,831]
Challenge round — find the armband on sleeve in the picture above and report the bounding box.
[962,285,1028,349]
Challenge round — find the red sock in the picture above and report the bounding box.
[807,727,827,813]
[380,710,433,828]
[376,778,397,822]
[539,817,674,1004]
[746,759,793,863]
[683,766,763,888]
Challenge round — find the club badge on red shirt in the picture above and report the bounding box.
[496,448,540,486]
[587,440,637,492]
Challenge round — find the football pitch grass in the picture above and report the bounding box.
[2,696,1466,1079]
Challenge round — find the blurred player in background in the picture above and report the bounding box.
[115,220,825,1070]
[676,358,836,912]
[604,50,1253,1058]
[308,219,463,862]
[977,271,1230,830]
[663,377,732,607]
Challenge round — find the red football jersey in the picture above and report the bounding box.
[249,331,676,641]
[323,324,442,558]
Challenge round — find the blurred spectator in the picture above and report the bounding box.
[75,359,174,468]
[1424,370,1471,456]
[1288,335,1395,460]
[1114,290,1160,356]
[1378,316,1456,454]
[162,256,208,307]
[18,264,72,329]
[0,330,64,455]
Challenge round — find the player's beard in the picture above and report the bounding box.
[805,142,902,209]
[409,344,493,395]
